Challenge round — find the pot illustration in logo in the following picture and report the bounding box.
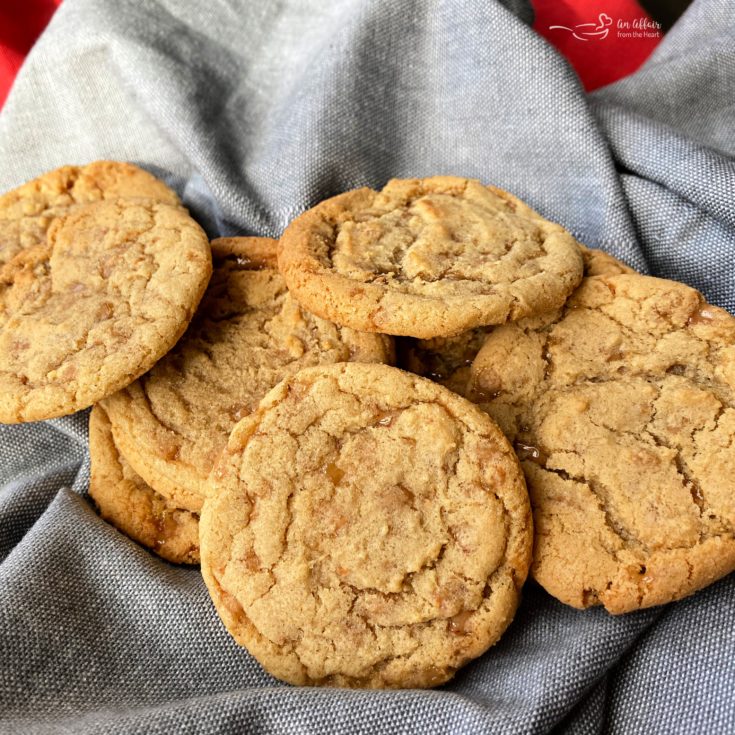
[549,12,613,41]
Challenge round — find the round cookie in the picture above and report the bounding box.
[467,273,735,614]
[397,245,633,396]
[102,238,394,514]
[0,198,212,422]
[200,363,532,688]
[0,161,179,267]
[89,405,199,565]
[278,176,584,339]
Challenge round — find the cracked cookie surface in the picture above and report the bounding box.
[200,363,532,688]
[0,198,212,422]
[0,161,180,268]
[278,176,584,339]
[398,245,633,396]
[468,273,735,614]
[102,238,394,513]
[89,405,199,565]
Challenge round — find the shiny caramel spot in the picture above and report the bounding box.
[325,462,345,486]
[631,448,660,468]
[514,440,547,465]
[228,404,249,422]
[447,610,473,635]
[153,512,180,547]
[374,410,399,427]
[688,306,717,326]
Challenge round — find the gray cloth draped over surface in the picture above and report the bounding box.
[0,0,733,732]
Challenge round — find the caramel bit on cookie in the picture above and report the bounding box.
[688,305,717,326]
[227,404,250,423]
[325,462,345,486]
[513,441,547,465]
[374,409,400,428]
[447,610,474,635]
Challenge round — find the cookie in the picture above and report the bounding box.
[397,245,633,395]
[0,198,212,422]
[579,244,635,277]
[277,176,584,339]
[0,161,179,267]
[89,405,199,565]
[200,363,532,688]
[102,238,394,514]
[467,273,735,614]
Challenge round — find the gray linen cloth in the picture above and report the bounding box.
[0,0,733,732]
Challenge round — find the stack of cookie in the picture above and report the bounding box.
[275,177,735,617]
[2,166,733,690]
[95,234,394,563]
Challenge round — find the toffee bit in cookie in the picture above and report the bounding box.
[374,410,400,427]
[687,306,717,325]
[325,462,345,486]
[513,441,547,465]
[447,610,474,635]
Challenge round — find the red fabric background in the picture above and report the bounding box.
[0,1,663,110]
[532,0,662,90]
[0,0,62,109]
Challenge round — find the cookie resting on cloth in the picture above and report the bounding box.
[0,160,180,267]
[200,363,532,688]
[102,238,393,514]
[89,405,200,565]
[467,273,735,614]
[277,176,584,339]
[397,244,634,396]
[0,198,212,422]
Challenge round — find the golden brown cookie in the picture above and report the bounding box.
[0,198,212,422]
[200,363,532,688]
[579,244,635,277]
[89,405,199,565]
[397,245,633,396]
[468,273,735,614]
[0,161,179,268]
[102,238,394,514]
[278,176,584,339]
